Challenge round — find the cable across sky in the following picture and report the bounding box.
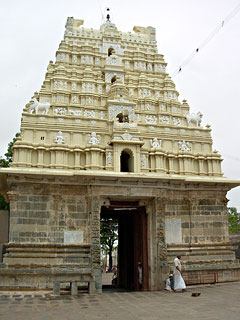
[171,2,240,77]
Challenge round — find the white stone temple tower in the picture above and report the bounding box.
[0,14,239,291]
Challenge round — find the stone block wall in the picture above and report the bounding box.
[8,183,89,245]
[0,210,9,262]
[163,190,229,245]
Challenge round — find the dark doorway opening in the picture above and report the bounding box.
[100,201,149,291]
[121,151,133,172]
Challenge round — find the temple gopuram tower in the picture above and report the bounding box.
[0,15,239,292]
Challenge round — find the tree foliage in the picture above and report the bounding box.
[228,207,240,233]
[0,133,20,210]
[0,132,20,168]
[100,217,118,270]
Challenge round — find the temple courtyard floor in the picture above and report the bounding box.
[0,281,239,320]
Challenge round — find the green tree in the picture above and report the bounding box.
[100,217,118,271]
[227,207,240,233]
[0,133,20,210]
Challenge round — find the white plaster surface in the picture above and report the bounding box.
[64,231,84,244]
[165,219,182,244]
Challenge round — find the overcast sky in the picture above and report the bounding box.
[0,0,239,209]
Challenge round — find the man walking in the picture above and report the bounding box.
[173,255,186,292]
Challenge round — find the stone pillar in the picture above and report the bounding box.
[198,157,204,175]
[155,197,169,290]
[88,196,102,293]
[37,149,44,167]
[74,150,81,169]
[178,156,184,174]
[7,191,18,243]
[168,155,174,174]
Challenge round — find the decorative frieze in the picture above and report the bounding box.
[160,116,170,124]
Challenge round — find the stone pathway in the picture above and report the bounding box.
[0,281,239,320]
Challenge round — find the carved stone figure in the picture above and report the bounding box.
[107,152,112,165]
[141,154,146,167]
[160,116,170,124]
[29,98,51,114]
[54,108,67,115]
[59,81,63,89]
[100,111,104,119]
[72,82,77,90]
[178,140,191,151]
[54,131,66,144]
[88,132,100,145]
[129,88,134,97]
[72,95,78,103]
[84,110,95,118]
[68,109,82,115]
[151,137,162,148]
[145,115,157,124]
[173,118,181,126]
[86,83,91,92]
[186,112,203,127]
[147,63,152,71]
[72,55,77,63]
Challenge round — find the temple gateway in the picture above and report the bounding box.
[0,16,239,292]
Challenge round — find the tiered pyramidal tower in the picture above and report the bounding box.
[13,17,222,175]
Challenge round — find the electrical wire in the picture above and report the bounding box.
[172,2,240,77]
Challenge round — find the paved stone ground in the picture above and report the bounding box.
[0,281,239,320]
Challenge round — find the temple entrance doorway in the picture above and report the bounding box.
[100,201,149,291]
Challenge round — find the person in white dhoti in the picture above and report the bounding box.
[173,255,186,292]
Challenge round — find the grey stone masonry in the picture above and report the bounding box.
[8,183,89,245]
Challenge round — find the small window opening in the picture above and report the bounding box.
[108,47,115,56]
[117,113,123,123]
[40,136,45,141]
[111,76,117,84]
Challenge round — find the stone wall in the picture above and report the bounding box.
[0,210,9,262]
[229,232,240,259]
[164,190,229,245]
[8,183,89,245]
[1,174,239,289]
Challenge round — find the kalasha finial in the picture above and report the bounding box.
[106,8,110,22]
